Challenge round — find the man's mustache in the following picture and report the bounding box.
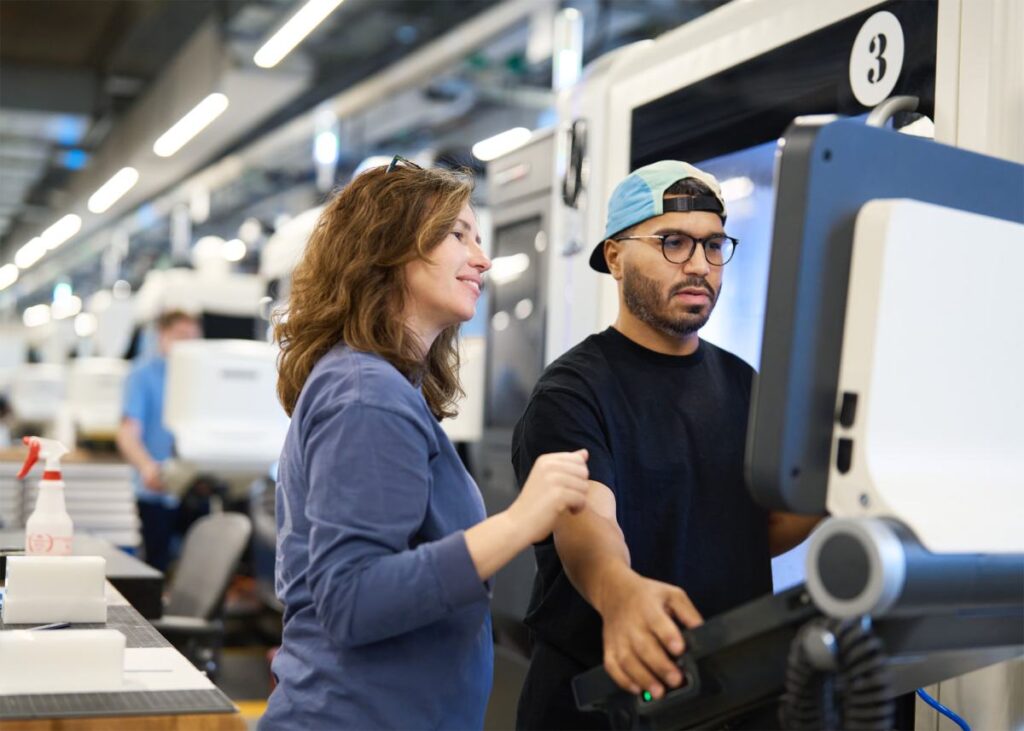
[668,277,715,300]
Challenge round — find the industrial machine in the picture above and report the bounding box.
[478,129,557,650]
[163,338,289,498]
[502,0,1024,725]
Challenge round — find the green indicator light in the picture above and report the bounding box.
[642,691,653,703]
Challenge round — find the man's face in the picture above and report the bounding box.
[158,318,201,355]
[613,207,725,338]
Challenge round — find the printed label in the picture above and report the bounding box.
[27,533,73,555]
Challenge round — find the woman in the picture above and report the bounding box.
[260,160,589,730]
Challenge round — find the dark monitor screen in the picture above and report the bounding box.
[201,312,257,341]
[745,118,1024,515]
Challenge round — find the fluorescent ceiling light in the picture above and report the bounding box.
[53,282,73,302]
[254,0,344,68]
[52,295,82,321]
[0,264,18,291]
[222,238,247,262]
[15,238,46,269]
[41,214,82,251]
[153,93,230,158]
[472,127,531,162]
[23,304,51,328]
[74,312,98,337]
[314,130,339,165]
[88,167,139,213]
[89,290,113,313]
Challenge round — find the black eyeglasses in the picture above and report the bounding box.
[613,232,739,266]
[385,154,424,174]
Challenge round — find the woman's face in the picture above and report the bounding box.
[404,202,491,337]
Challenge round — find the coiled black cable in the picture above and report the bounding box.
[779,618,895,730]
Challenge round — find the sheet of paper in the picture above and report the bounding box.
[121,647,218,692]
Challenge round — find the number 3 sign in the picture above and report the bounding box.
[849,10,905,107]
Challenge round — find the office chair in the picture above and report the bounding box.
[151,511,252,679]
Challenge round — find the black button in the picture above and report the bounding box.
[838,392,858,428]
[836,438,853,474]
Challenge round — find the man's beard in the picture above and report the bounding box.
[622,266,717,337]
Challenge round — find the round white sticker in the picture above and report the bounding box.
[848,10,905,107]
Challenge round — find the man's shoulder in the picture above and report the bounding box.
[536,331,613,393]
[701,340,755,377]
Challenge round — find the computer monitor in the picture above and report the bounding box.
[745,117,1024,514]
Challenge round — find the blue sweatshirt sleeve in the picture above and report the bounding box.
[302,400,489,649]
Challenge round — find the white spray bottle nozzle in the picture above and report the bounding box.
[17,436,70,478]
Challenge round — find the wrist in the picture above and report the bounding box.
[493,509,531,553]
[593,561,636,616]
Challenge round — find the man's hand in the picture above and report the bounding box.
[140,460,164,492]
[597,567,703,699]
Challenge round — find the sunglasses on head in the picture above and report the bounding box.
[385,155,424,174]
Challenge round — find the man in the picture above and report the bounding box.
[116,309,201,571]
[512,161,819,729]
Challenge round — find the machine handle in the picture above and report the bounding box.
[866,95,919,128]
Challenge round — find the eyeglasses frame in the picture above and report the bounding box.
[612,232,740,266]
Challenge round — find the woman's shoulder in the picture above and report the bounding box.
[301,346,425,418]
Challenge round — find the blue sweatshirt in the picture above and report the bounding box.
[260,346,493,730]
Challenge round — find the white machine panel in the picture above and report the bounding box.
[9,363,66,424]
[164,339,289,470]
[442,336,485,443]
[67,358,129,438]
[829,199,1024,553]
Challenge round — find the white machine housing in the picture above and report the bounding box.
[548,0,1024,364]
[259,205,324,283]
[829,199,1024,554]
[134,267,264,325]
[66,357,129,439]
[8,363,66,426]
[163,339,289,471]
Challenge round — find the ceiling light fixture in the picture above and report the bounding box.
[153,93,230,158]
[88,167,140,213]
[23,304,51,328]
[472,127,531,162]
[222,238,247,262]
[0,264,18,291]
[52,295,82,321]
[254,0,345,69]
[40,214,82,251]
[15,238,46,269]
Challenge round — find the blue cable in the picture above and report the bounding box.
[917,688,971,731]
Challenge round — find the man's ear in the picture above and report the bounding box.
[604,239,625,281]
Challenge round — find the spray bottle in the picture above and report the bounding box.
[17,436,73,556]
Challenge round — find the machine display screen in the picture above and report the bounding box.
[201,313,257,341]
[485,216,544,429]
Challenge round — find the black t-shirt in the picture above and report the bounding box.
[511,327,772,730]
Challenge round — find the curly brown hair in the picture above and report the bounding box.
[274,164,474,418]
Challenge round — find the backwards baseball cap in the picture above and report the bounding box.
[589,160,727,273]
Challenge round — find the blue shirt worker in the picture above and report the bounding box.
[116,309,201,571]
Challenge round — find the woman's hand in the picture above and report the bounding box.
[506,450,589,544]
